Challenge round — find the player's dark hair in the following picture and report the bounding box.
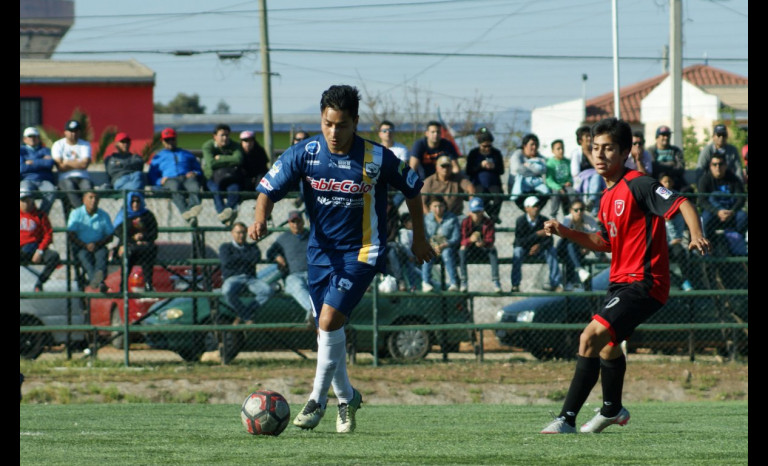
[320,85,361,118]
[576,125,591,143]
[591,117,632,153]
[521,133,539,148]
[551,139,564,150]
[380,120,395,130]
[214,123,231,134]
[632,130,645,142]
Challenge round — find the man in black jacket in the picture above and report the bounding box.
[510,196,563,292]
[220,222,275,324]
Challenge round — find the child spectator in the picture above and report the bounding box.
[113,191,158,291]
[458,197,501,293]
[422,196,461,292]
[545,139,575,218]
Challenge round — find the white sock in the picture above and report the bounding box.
[331,347,353,405]
[310,328,346,407]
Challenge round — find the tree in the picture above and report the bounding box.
[212,100,230,115]
[154,93,206,114]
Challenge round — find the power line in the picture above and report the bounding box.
[37,47,748,63]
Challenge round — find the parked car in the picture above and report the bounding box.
[20,266,88,359]
[88,242,222,348]
[495,267,748,360]
[140,290,474,363]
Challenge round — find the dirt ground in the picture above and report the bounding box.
[23,342,748,406]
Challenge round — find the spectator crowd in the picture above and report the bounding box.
[21,119,747,302]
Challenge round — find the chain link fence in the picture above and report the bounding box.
[20,188,747,364]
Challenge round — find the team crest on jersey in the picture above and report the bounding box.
[406,170,419,188]
[655,186,673,199]
[338,278,353,292]
[364,162,381,181]
[317,196,332,205]
[259,177,273,191]
[305,141,321,155]
[268,160,282,177]
[614,199,625,216]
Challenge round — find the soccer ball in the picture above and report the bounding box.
[241,390,291,436]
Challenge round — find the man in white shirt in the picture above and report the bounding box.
[378,120,410,208]
[51,119,94,211]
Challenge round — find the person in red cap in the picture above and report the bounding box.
[105,131,146,191]
[147,128,204,224]
[238,130,270,191]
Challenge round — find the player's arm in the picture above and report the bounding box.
[404,195,436,264]
[543,219,610,253]
[249,193,274,241]
[677,199,711,256]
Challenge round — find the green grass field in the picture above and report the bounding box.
[20,402,747,465]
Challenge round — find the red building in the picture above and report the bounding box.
[20,59,156,157]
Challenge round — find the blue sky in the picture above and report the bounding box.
[52,0,748,124]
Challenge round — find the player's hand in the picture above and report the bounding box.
[543,219,561,237]
[411,237,437,265]
[688,235,712,256]
[249,221,268,241]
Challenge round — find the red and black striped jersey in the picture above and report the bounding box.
[596,169,686,304]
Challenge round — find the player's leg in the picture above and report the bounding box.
[581,284,663,433]
[541,319,612,433]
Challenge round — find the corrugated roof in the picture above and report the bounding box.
[19,59,155,83]
[585,64,748,123]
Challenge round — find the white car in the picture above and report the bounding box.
[20,266,88,359]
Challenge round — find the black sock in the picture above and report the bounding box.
[599,355,626,417]
[559,356,600,426]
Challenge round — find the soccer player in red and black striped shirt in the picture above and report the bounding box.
[539,118,711,434]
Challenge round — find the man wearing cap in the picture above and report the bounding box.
[266,211,312,322]
[696,124,744,183]
[147,128,204,224]
[51,119,94,211]
[458,197,501,293]
[202,123,245,225]
[20,186,61,292]
[421,154,475,216]
[20,126,57,214]
[239,130,270,191]
[510,195,563,293]
[647,125,689,192]
[105,132,146,191]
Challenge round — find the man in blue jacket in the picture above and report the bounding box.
[147,128,203,224]
[20,126,57,214]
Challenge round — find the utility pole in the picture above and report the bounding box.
[258,0,274,162]
[670,0,683,148]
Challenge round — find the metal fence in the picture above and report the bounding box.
[20,189,748,365]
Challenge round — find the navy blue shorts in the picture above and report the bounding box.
[592,282,664,345]
[307,260,377,323]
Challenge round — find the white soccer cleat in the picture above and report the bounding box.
[580,406,630,433]
[293,399,326,430]
[336,388,363,433]
[540,416,576,434]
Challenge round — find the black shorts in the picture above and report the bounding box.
[592,282,664,345]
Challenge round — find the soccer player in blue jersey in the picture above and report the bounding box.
[248,84,436,433]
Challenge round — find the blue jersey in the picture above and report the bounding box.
[257,134,423,270]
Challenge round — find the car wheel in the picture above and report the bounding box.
[387,321,430,361]
[528,346,554,361]
[20,315,47,360]
[176,347,204,363]
[110,309,125,349]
